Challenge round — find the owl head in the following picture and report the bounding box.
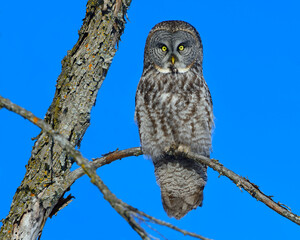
[144,20,203,74]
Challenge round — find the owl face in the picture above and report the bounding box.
[147,28,200,74]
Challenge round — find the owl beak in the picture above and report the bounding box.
[171,55,175,65]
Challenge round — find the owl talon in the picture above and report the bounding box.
[177,145,191,154]
[164,144,177,154]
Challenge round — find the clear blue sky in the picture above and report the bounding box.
[1,1,300,239]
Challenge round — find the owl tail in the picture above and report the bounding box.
[154,155,207,219]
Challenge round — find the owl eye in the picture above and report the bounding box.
[161,45,168,52]
[178,45,184,51]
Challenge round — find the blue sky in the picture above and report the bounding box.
[1,0,300,239]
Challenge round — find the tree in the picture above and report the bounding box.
[1,1,300,240]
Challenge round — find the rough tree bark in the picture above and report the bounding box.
[0,1,132,239]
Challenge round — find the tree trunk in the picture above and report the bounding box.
[0,1,132,239]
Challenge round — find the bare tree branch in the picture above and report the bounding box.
[129,208,212,240]
[0,95,212,240]
[68,143,300,226]
[67,147,143,184]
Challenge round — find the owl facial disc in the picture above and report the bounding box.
[148,29,199,74]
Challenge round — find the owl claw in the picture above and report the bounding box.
[178,145,191,154]
[164,144,190,155]
[164,144,177,154]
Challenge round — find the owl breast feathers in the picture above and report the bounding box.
[135,20,214,219]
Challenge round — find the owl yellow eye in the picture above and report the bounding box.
[161,45,167,52]
[178,45,184,51]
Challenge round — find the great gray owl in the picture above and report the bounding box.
[135,20,214,219]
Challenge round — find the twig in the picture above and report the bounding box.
[133,213,168,240]
[68,147,142,184]
[127,205,212,240]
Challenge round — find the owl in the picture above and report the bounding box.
[135,20,214,219]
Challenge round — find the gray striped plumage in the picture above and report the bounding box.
[135,21,214,219]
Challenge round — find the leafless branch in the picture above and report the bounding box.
[129,206,212,240]
[68,138,300,227]
[67,147,143,184]
[68,142,300,226]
